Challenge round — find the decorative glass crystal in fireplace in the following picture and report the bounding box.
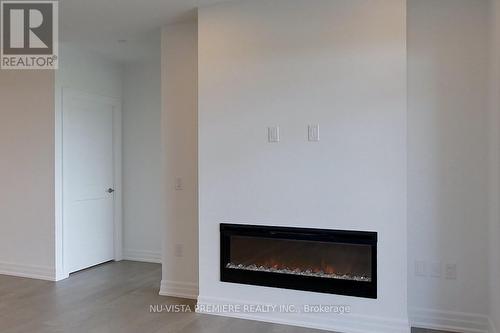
[227,236,372,282]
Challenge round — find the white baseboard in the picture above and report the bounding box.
[123,249,161,264]
[197,295,410,333]
[0,261,55,281]
[160,280,198,299]
[410,307,491,333]
[54,272,69,281]
[490,318,499,333]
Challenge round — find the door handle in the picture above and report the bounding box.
[107,188,115,194]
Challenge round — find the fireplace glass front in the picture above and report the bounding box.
[220,224,377,298]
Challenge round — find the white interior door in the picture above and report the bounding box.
[63,89,120,274]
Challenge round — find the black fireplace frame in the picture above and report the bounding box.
[220,223,377,299]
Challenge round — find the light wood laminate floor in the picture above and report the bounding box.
[0,261,450,333]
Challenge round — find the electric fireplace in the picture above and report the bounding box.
[220,224,377,298]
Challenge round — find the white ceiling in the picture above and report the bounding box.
[59,0,225,63]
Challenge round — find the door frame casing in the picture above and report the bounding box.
[55,87,122,280]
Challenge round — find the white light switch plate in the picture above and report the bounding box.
[268,126,280,143]
[174,244,183,257]
[308,124,320,142]
[445,263,457,280]
[415,260,427,277]
[429,261,442,278]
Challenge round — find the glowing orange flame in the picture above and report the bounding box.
[258,257,337,275]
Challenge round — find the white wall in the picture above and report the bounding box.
[0,71,55,280]
[160,21,199,298]
[57,44,123,98]
[122,35,163,263]
[407,0,492,331]
[197,1,408,332]
[55,44,123,278]
[489,0,500,331]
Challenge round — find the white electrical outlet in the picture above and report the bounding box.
[445,264,457,280]
[268,126,280,143]
[175,177,183,191]
[415,260,427,277]
[308,124,320,142]
[174,244,183,257]
[429,262,442,278]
